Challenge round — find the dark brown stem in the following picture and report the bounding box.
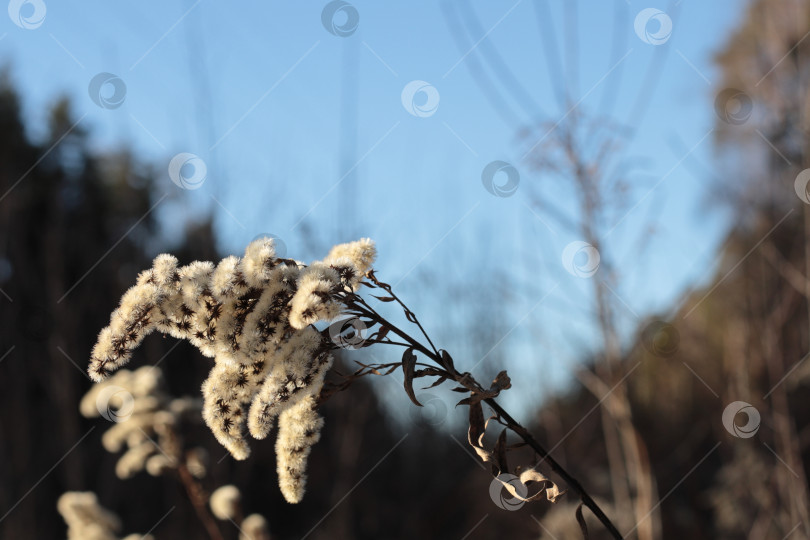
[345,295,438,361]
[176,463,225,540]
[342,295,624,539]
[364,339,412,348]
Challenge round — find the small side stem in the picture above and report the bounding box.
[176,463,225,540]
[364,277,440,355]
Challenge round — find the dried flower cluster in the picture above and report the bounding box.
[57,491,154,540]
[88,238,376,502]
[80,366,206,479]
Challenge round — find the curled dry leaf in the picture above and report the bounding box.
[439,349,455,371]
[493,428,509,474]
[354,361,400,377]
[467,400,492,465]
[401,348,422,406]
[516,468,566,503]
[367,325,391,343]
[420,375,448,390]
[491,466,566,505]
[467,401,564,505]
[490,371,512,393]
[467,402,505,473]
[456,370,512,407]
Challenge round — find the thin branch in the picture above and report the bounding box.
[176,463,224,540]
[326,277,625,539]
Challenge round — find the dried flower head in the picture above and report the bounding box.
[240,514,271,540]
[209,484,242,521]
[57,491,154,540]
[88,238,376,502]
[275,395,324,503]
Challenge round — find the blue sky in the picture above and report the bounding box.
[2,0,746,411]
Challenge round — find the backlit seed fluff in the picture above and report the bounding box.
[57,491,154,540]
[247,328,330,440]
[145,454,173,476]
[88,238,376,502]
[241,237,277,287]
[326,237,376,276]
[209,485,242,520]
[240,514,271,540]
[80,366,202,480]
[275,395,324,504]
[289,264,342,330]
[185,447,209,478]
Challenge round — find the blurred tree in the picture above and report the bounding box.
[529,1,810,538]
[708,0,810,535]
[438,0,810,538]
[0,68,174,537]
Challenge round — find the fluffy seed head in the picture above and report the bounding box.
[88,238,376,502]
[240,514,271,540]
[209,485,242,520]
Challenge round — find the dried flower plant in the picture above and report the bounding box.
[88,238,373,504]
[86,237,623,539]
[80,365,234,539]
[57,491,154,540]
[79,366,204,480]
